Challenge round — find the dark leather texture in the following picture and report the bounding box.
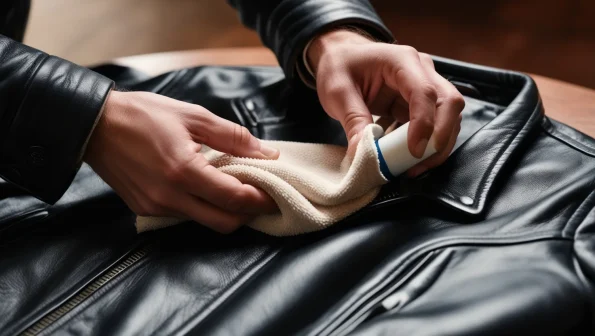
[0,0,393,205]
[1,56,594,335]
[0,0,29,42]
[0,36,114,204]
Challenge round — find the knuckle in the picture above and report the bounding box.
[164,163,186,184]
[224,187,250,212]
[195,108,215,125]
[163,155,202,184]
[342,111,368,137]
[400,45,418,56]
[232,124,253,148]
[410,114,434,130]
[322,80,350,98]
[420,53,434,65]
[446,93,466,112]
[418,83,438,102]
[419,52,431,60]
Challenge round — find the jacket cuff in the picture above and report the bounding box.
[269,1,394,85]
[2,55,114,204]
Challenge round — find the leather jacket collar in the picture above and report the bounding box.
[399,57,545,215]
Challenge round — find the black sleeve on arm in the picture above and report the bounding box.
[226,0,394,84]
[0,35,114,204]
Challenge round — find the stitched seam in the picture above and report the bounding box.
[567,183,595,236]
[567,186,595,310]
[542,121,595,157]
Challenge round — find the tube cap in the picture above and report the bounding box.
[374,122,437,180]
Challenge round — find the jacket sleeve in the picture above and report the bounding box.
[0,35,114,204]
[226,0,394,84]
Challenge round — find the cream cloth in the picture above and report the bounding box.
[136,124,392,236]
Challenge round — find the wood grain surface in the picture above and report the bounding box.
[24,0,595,89]
[114,47,595,138]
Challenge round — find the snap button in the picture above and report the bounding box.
[460,196,473,205]
[245,99,255,111]
[28,146,46,167]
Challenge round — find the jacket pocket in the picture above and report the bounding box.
[301,230,568,336]
[303,248,453,336]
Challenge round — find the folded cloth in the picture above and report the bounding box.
[135,123,428,236]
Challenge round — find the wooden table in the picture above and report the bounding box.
[113,47,595,138]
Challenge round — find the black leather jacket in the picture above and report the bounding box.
[0,0,393,204]
[2,2,595,336]
[2,54,595,336]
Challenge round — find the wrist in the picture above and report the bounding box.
[84,90,121,163]
[306,27,377,77]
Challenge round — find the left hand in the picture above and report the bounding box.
[306,28,465,177]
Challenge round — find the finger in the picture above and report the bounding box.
[131,183,256,234]
[173,192,253,234]
[187,109,279,160]
[419,53,466,153]
[381,46,438,158]
[407,114,461,177]
[318,75,374,153]
[172,155,278,215]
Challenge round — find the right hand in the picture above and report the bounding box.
[306,29,465,177]
[84,90,280,234]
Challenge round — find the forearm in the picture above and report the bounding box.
[0,35,114,204]
[226,0,394,84]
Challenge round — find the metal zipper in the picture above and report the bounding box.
[370,191,401,204]
[15,180,403,336]
[19,243,154,336]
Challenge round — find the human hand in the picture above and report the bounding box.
[307,28,465,177]
[84,91,280,233]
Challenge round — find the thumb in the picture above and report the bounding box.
[194,112,280,159]
[319,79,373,154]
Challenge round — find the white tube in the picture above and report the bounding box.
[375,122,437,178]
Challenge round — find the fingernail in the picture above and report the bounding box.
[260,144,280,159]
[414,138,429,158]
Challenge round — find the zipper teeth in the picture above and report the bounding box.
[20,244,153,336]
[370,191,400,204]
[17,190,399,336]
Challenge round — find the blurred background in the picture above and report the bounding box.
[24,0,595,88]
